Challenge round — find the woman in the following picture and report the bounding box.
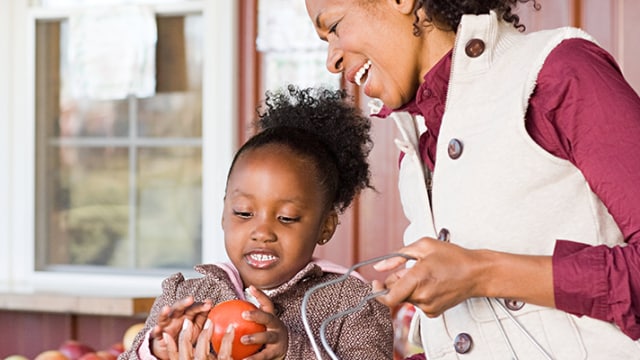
[305,0,640,359]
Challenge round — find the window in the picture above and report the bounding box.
[1,1,237,295]
[257,0,340,90]
[35,12,204,274]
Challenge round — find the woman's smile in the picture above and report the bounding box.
[354,60,371,86]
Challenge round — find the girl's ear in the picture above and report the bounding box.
[318,210,339,245]
[388,0,416,15]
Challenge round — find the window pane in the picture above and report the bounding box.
[138,92,202,138]
[35,13,204,274]
[38,0,187,7]
[59,99,130,138]
[262,51,340,90]
[42,147,129,268]
[137,146,202,269]
[258,0,341,89]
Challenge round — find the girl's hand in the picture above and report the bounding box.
[164,318,235,360]
[242,286,288,360]
[151,296,213,359]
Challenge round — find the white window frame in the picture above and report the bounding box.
[0,0,237,296]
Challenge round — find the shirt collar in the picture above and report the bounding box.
[373,50,452,120]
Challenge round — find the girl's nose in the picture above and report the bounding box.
[250,221,276,243]
[326,40,344,73]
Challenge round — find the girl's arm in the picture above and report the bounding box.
[333,279,395,359]
[119,272,186,360]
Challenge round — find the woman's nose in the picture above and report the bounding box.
[326,40,344,73]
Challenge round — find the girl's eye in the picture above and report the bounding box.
[278,216,300,224]
[233,210,252,218]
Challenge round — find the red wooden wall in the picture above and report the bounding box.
[0,311,143,358]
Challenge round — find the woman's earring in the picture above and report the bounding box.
[318,238,329,245]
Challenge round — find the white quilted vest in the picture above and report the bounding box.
[393,11,639,360]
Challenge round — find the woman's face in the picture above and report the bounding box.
[222,145,335,290]
[305,0,427,109]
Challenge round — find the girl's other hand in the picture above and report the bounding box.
[241,286,288,360]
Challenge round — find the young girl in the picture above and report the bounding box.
[119,86,394,360]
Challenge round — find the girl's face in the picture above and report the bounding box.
[305,0,428,109]
[222,145,336,290]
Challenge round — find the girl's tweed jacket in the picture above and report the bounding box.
[119,261,394,360]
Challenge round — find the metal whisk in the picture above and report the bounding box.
[301,253,415,360]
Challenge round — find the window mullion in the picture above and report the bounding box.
[128,95,138,269]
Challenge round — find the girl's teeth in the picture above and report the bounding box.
[355,60,371,86]
[250,253,276,261]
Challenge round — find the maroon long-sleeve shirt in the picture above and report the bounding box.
[384,38,640,339]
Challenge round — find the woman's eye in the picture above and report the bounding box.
[328,21,338,34]
[233,210,252,218]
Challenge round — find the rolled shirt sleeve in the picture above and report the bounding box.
[532,39,640,339]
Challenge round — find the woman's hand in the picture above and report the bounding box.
[242,286,288,360]
[151,296,213,359]
[372,237,484,317]
[372,237,554,316]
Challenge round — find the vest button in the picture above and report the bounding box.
[454,333,473,354]
[465,39,485,58]
[437,228,450,242]
[448,138,463,159]
[504,298,525,311]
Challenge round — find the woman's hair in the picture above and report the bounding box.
[411,0,541,35]
[229,85,373,213]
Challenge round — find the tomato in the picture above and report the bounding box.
[208,299,267,359]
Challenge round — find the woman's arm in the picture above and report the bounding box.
[373,238,555,316]
[529,38,640,338]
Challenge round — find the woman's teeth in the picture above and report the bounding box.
[355,60,371,86]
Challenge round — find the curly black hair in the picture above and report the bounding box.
[229,85,373,213]
[411,0,541,35]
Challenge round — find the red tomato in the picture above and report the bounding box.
[208,299,267,359]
